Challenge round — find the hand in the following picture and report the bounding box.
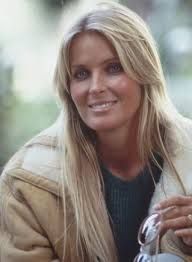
[154,195,192,246]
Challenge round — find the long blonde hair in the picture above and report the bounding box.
[54,2,186,261]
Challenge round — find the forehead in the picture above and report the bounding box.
[69,31,118,66]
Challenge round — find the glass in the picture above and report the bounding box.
[133,211,185,262]
[133,213,162,262]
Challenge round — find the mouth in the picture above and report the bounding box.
[88,100,117,111]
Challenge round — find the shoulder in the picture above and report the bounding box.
[173,117,192,193]
[166,117,192,189]
[1,117,62,196]
[179,116,192,136]
[149,117,192,208]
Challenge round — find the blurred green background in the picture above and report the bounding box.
[0,0,192,171]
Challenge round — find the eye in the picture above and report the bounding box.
[107,62,123,74]
[73,69,89,81]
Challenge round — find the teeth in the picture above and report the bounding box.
[90,101,115,112]
[90,101,115,110]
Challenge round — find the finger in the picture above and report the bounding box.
[160,216,192,232]
[160,206,192,220]
[181,236,192,246]
[175,228,192,237]
[154,195,192,210]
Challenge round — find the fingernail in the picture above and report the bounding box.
[154,204,161,210]
[174,230,182,237]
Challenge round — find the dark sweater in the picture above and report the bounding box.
[102,158,162,262]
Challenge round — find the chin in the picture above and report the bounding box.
[88,122,122,132]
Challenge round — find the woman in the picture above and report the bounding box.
[1,2,192,261]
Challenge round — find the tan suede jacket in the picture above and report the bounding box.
[1,118,192,262]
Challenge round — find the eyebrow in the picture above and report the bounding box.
[71,56,120,69]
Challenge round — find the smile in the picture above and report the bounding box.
[89,101,117,112]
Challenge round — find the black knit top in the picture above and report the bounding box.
[101,157,162,262]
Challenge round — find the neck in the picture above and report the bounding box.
[97,122,144,180]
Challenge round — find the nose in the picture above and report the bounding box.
[89,72,105,94]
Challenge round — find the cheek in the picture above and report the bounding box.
[130,83,141,102]
[70,85,83,107]
[119,78,141,97]
[120,80,142,109]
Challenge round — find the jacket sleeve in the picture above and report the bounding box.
[0,174,61,262]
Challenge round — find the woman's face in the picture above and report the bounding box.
[69,32,141,134]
